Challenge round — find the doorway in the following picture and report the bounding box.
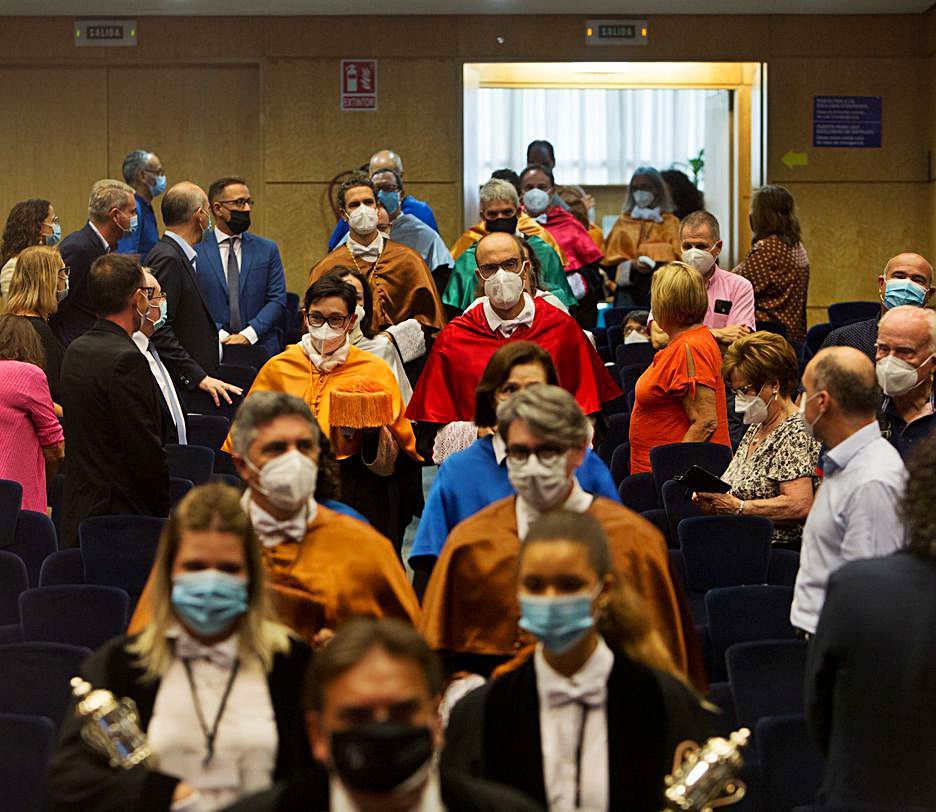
[463,61,766,268]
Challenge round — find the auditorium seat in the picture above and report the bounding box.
[617,472,658,512]
[614,341,654,368]
[609,443,630,487]
[222,342,271,370]
[0,642,91,727]
[827,300,879,328]
[38,549,84,587]
[211,473,242,488]
[0,713,56,812]
[186,413,231,450]
[0,550,28,626]
[8,509,57,587]
[661,478,703,549]
[602,306,629,329]
[649,442,733,499]
[597,412,629,465]
[802,323,832,365]
[20,585,129,650]
[170,477,194,506]
[726,639,808,730]
[756,714,825,812]
[678,516,773,592]
[167,444,215,485]
[766,548,800,587]
[639,508,668,542]
[48,473,65,541]
[0,478,23,549]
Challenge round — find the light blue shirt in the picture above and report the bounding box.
[791,420,907,633]
[163,229,197,267]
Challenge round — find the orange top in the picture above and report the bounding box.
[628,326,731,474]
[602,212,681,268]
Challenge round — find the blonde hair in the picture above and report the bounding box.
[650,261,708,329]
[5,245,61,318]
[127,483,291,681]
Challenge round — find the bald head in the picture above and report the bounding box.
[369,149,403,176]
[879,253,934,308]
[162,181,208,228]
[806,347,880,420]
[878,305,936,355]
[475,231,526,267]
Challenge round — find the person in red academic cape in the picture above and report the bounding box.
[407,232,620,434]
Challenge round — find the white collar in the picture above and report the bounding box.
[165,229,197,263]
[482,293,536,336]
[301,333,350,373]
[131,330,150,352]
[348,231,385,260]
[492,431,507,465]
[516,479,594,539]
[166,624,241,668]
[88,221,111,251]
[629,206,664,223]
[534,635,614,705]
[241,489,316,547]
[330,765,442,812]
[214,226,240,245]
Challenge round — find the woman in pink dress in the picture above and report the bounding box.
[0,314,64,512]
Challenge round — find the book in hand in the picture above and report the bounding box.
[673,465,731,495]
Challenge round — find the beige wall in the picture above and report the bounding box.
[0,13,931,310]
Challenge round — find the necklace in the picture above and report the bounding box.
[347,238,384,279]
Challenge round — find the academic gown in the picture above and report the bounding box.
[309,239,445,333]
[418,495,704,688]
[128,505,420,644]
[406,296,621,424]
[450,213,569,267]
[410,435,619,561]
[540,205,604,271]
[443,651,711,812]
[443,236,577,313]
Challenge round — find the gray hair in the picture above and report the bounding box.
[623,166,675,214]
[230,391,320,457]
[680,210,721,242]
[480,178,519,211]
[88,179,134,224]
[496,384,590,448]
[879,304,936,354]
[122,149,153,185]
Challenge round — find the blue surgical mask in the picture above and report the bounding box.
[45,223,62,246]
[151,299,167,331]
[150,175,167,197]
[519,586,600,654]
[883,278,927,309]
[171,569,248,638]
[376,189,401,216]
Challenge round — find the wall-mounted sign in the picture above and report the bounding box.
[585,20,648,46]
[341,59,378,112]
[74,19,137,47]
[813,96,882,148]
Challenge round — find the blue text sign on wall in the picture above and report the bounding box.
[813,96,882,148]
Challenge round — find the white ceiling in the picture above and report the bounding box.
[0,0,931,15]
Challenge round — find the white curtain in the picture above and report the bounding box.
[478,87,709,187]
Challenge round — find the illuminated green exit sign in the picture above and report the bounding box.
[585,19,649,46]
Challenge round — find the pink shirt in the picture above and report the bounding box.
[649,266,756,331]
[0,360,64,512]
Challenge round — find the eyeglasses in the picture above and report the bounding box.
[307,312,350,329]
[730,383,760,397]
[218,198,254,209]
[45,217,61,226]
[148,293,167,303]
[477,256,524,279]
[57,266,70,278]
[138,286,155,299]
[506,443,567,463]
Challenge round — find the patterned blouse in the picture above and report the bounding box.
[723,414,821,546]
[734,234,810,345]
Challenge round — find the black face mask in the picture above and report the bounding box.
[485,215,519,234]
[227,209,251,235]
[331,722,433,794]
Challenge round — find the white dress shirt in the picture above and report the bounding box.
[331,767,443,812]
[791,420,907,633]
[215,227,258,346]
[534,636,614,812]
[88,221,111,252]
[482,292,536,337]
[132,331,187,444]
[516,479,594,539]
[147,629,277,811]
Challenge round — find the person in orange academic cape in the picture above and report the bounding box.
[309,175,445,334]
[419,385,705,690]
[223,277,423,549]
[407,231,620,428]
[129,391,419,645]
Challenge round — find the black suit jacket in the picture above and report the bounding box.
[50,223,109,346]
[49,635,314,812]
[59,319,170,547]
[145,235,220,390]
[806,551,936,808]
[443,651,711,811]
[222,766,544,812]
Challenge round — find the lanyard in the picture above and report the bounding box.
[182,658,240,767]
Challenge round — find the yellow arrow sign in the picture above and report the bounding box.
[782,150,808,169]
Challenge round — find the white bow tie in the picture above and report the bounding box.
[546,681,606,709]
[533,212,549,225]
[247,497,313,548]
[175,635,238,669]
[629,205,663,223]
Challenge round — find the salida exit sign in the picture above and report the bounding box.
[585,19,649,46]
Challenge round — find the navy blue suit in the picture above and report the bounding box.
[194,230,287,357]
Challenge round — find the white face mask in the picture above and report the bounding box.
[484,268,525,310]
[632,189,655,209]
[734,385,773,425]
[876,354,932,397]
[347,205,378,236]
[246,449,318,512]
[799,391,822,439]
[681,247,717,276]
[507,452,571,512]
[308,321,347,353]
[623,330,650,345]
[522,188,551,216]
[349,304,366,342]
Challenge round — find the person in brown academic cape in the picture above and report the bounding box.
[309,175,445,333]
[603,166,682,309]
[130,391,420,646]
[419,384,705,690]
[223,277,423,549]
